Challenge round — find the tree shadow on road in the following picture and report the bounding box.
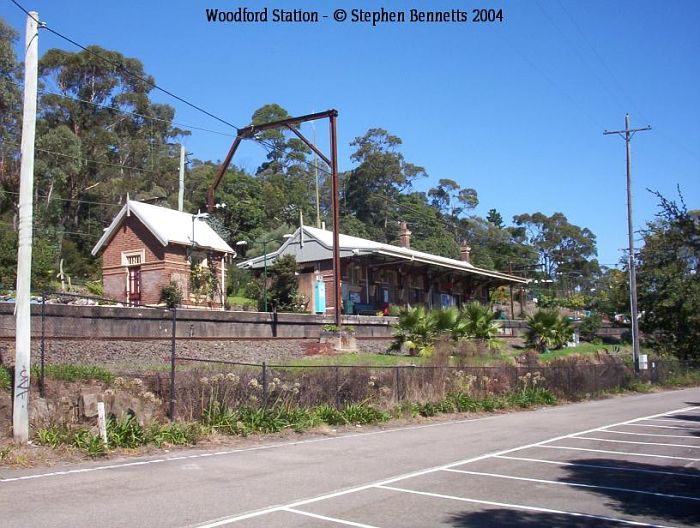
[447,509,627,527]
[448,459,699,527]
[670,413,700,423]
[557,458,700,526]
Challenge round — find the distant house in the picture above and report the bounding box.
[91,200,235,307]
[238,222,527,315]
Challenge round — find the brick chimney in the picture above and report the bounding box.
[399,221,412,249]
[459,240,471,263]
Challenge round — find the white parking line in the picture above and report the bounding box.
[375,485,673,528]
[598,430,697,439]
[627,423,698,430]
[192,405,698,527]
[570,436,700,449]
[282,508,379,528]
[541,445,700,461]
[494,455,700,478]
[442,468,700,501]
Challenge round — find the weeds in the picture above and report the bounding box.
[0,367,11,391]
[0,446,12,461]
[35,424,70,448]
[108,415,146,448]
[34,417,202,457]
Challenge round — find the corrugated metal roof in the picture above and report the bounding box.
[91,201,234,256]
[238,225,527,284]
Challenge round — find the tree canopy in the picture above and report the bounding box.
[637,191,699,360]
[0,22,604,318]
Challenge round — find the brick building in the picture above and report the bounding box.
[238,222,527,316]
[91,200,234,307]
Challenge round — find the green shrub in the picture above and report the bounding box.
[85,280,104,297]
[160,281,183,308]
[579,313,602,342]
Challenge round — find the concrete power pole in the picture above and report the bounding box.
[178,144,185,211]
[604,114,651,375]
[13,11,39,444]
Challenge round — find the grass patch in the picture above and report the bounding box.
[31,364,113,383]
[284,353,427,367]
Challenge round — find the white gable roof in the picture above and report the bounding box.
[239,225,526,284]
[91,200,234,256]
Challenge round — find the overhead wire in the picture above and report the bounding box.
[0,189,123,208]
[9,0,241,132]
[3,140,163,174]
[5,78,236,139]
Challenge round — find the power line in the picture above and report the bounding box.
[0,219,101,239]
[9,0,241,131]
[3,140,163,174]
[0,189,122,208]
[6,78,236,139]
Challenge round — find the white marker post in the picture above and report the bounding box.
[97,402,108,446]
[13,11,39,445]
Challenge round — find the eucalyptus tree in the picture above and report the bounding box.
[34,45,184,276]
[344,128,427,242]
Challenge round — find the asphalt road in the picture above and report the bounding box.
[2,387,699,528]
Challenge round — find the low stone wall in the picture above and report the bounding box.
[0,303,627,367]
[0,303,395,339]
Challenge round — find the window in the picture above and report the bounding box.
[121,249,145,267]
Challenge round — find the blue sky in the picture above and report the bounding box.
[4,0,699,268]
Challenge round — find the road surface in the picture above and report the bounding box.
[2,387,699,527]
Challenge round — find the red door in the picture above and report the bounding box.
[128,267,141,305]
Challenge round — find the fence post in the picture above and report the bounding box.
[394,366,400,403]
[593,364,598,393]
[169,307,177,421]
[334,366,340,409]
[39,291,46,398]
[262,361,268,407]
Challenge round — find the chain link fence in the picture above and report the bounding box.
[18,291,698,422]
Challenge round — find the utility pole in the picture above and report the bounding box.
[14,11,39,444]
[178,144,186,211]
[312,119,321,228]
[604,114,651,375]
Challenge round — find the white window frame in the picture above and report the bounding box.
[121,249,145,267]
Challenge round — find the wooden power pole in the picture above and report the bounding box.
[604,114,651,375]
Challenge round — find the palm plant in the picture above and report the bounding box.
[526,309,574,352]
[455,302,503,351]
[390,306,439,356]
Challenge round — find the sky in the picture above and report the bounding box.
[3,0,699,268]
